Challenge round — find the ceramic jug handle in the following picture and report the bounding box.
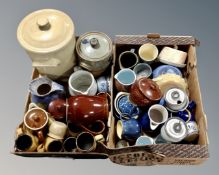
[119,113,131,121]
[79,120,106,135]
[37,130,44,142]
[32,58,60,67]
[130,107,140,119]
[28,103,40,110]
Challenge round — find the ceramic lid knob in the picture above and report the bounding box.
[90,38,100,49]
[37,17,51,31]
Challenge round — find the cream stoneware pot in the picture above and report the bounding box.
[17,9,76,80]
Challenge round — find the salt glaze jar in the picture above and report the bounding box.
[76,32,113,77]
[17,9,76,80]
[130,78,162,106]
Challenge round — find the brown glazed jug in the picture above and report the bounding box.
[129,78,162,106]
[48,93,109,124]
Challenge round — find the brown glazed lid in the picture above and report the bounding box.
[24,108,48,130]
[17,9,74,53]
[137,78,162,101]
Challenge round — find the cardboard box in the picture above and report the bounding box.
[13,34,209,166]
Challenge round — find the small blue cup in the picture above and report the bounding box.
[117,94,140,118]
[116,117,141,141]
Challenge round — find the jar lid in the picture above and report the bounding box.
[138,78,162,101]
[17,9,74,53]
[76,32,112,60]
[164,117,187,142]
[165,88,186,105]
[24,108,48,130]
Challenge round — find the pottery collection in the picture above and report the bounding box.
[113,42,198,147]
[15,9,200,154]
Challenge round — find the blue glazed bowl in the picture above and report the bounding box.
[152,65,182,79]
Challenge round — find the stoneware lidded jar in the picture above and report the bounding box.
[76,32,113,77]
[17,9,76,80]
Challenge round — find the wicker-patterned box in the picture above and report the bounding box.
[107,34,209,165]
[13,34,209,166]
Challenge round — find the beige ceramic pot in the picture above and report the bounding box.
[17,9,76,80]
[76,32,113,77]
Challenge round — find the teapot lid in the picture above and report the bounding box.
[164,117,187,141]
[76,32,112,60]
[138,78,162,101]
[165,88,186,105]
[17,9,74,53]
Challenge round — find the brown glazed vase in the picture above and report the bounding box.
[129,78,162,106]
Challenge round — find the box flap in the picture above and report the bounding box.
[115,34,199,46]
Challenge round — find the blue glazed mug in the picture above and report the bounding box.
[114,92,140,119]
[176,109,195,122]
[138,112,150,131]
[116,116,141,141]
[29,77,65,108]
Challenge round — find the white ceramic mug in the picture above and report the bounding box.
[138,43,158,63]
[68,70,97,96]
[47,121,67,140]
[148,104,168,130]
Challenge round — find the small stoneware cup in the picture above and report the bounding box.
[148,104,168,130]
[15,128,39,152]
[135,135,154,146]
[133,63,152,79]
[116,140,129,148]
[138,43,158,63]
[96,76,111,93]
[116,117,141,141]
[76,132,97,152]
[118,49,139,69]
[47,121,67,140]
[63,137,77,152]
[184,121,199,142]
[45,136,63,152]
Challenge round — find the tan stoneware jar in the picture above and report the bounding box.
[17,9,76,80]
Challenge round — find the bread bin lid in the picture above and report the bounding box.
[17,9,74,53]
